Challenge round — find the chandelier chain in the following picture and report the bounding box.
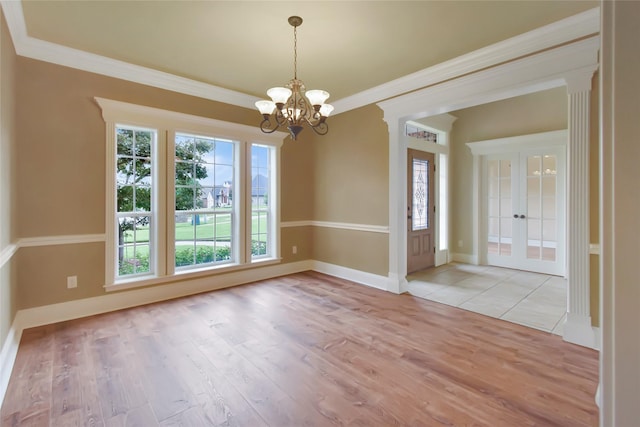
[293,25,298,79]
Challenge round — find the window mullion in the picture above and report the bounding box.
[238,141,250,264]
[158,129,170,277]
[165,130,176,276]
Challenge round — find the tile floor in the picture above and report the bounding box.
[407,262,567,335]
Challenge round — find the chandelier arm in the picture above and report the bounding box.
[310,121,329,136]
[259,118,281,134]
[274,110,289,126]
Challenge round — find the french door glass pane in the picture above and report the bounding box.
[500,218,512,256]
[526,153,558,261]
[487,158,512,256]
[488,217,499,254]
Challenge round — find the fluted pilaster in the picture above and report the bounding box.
[563,77,597,348]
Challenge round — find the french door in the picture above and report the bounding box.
[485,147,566,275]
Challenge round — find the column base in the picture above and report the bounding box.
[387,273,408,294]
[563,312,599,349]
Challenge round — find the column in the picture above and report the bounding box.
[563,72,597,348]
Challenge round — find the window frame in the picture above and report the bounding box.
[97,98,286,289]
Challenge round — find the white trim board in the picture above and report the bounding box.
[0,244,18,270]
[0,1,599,115]
[18,234,105,247]
[4,219,388,259]
[281,220,389,234]
[0,316,21,408]
[10,259,389,332]
[311,260,389,291]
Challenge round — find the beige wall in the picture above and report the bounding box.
[0,10,17,347]
[309,104,390,276]
[14,56,313,309]
[313,228,389,277]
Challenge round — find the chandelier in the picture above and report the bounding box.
[255,16,333,140]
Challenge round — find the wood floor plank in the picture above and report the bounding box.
[1,271,599,426]
[1,326,54,426]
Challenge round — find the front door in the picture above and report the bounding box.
[407,149,435,273]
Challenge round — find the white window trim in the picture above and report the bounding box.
[95,97,286,289]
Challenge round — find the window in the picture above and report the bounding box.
[174,133,236,269]
[97,98,284,288]
[116,127,156,277]
[251,144,272,258]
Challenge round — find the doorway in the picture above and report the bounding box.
[468,130,567,276]
[407,149,435,273]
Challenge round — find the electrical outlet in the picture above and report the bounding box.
[292,245,298,254]
[67,276,77,289]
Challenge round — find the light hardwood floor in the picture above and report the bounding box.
[1,272,598,426]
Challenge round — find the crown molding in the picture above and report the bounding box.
[377,36,599,121]
[1,2,599,115]
[0,1,259,110]
[332,7,600,114]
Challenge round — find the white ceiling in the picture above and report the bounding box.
[9,1,597,108]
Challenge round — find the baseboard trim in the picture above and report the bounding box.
[17,260,312,330]
[311,260,389,291]
[450,253,479,265]
[10,258,392,331]
[0,316,23,407]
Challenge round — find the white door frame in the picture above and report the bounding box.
[406,117,457,268]
[377,36,599,349]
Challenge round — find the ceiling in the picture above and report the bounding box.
[16,1,597,105]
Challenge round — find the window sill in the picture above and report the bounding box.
[104,257,282,292]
